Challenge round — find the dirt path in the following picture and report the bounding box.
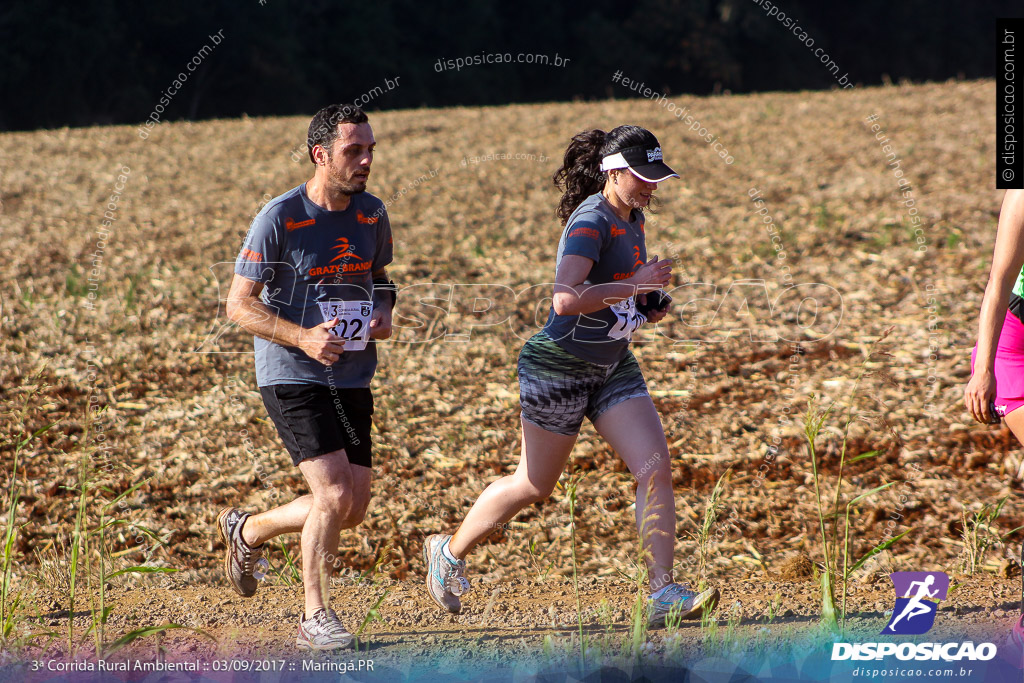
[7,574,1021,680]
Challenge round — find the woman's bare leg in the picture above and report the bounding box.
[592,396,676,592]
[448,418,576,558]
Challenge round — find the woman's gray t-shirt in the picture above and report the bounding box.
[542,193,648,365]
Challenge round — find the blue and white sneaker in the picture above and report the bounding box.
[424,534,470,614]
[648,582,720,628]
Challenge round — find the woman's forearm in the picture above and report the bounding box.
[552,281,636,316]
[975,277,1012,373]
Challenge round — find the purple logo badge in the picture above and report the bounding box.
[882,571,949,635]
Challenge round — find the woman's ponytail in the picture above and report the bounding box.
[552,125,662,226]
[552,129,607,226]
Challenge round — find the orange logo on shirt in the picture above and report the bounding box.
[356,210,379,224]
[307,238,371,277]
[309,261,372,277]
[285,217,316,231]
[611,224,626,237]
[240,248,263,262]
[329,237,365,264]
[633,246,644,269]
[569,226,600,240]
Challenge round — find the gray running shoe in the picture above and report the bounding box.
[423,534,470,614]
[648,582,720,628]
[216,507,265,597]
[296,608,353,651]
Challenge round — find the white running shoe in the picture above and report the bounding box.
[423,534,470,614]
[648,582,720,628]
[296,608,353,651]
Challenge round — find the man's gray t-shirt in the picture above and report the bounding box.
[542,193,648,365]
[234,183,393,388]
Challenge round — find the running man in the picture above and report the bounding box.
[216,104,396,650]
[965,190,1024,464]
[424,125,720,627]
[887,575,939,632]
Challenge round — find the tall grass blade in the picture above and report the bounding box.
[849,529,911,574]
[103,624,185,656]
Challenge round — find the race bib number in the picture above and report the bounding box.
[608,298,647,341]
[318,300,373,351]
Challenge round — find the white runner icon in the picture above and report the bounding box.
[887,575,938,632]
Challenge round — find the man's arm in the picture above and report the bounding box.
[225,273,347,365]
[369,267,393,339]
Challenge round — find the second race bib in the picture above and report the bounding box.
[608,297,647,342]
[318,300,373,351]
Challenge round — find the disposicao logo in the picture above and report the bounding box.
[882,571,948,635]
[831,571,997,663]
[831,642,996,662]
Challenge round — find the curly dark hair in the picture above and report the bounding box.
[307,104,369,164]
[552,125,660,225]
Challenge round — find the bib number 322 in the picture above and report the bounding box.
[318,300,373,351]
[608,298,647,341]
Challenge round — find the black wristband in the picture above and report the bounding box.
[636,289,671,317]
[372,278,397,307]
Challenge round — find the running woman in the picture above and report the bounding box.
[424,125,719,627]
[965,190,1024,460]
[217,104,397,650]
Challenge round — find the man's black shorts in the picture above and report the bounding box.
[259,384,373,468]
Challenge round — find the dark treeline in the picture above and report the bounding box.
[0,0,1014,132]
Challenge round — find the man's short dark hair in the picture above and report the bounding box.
[307,105,369,164]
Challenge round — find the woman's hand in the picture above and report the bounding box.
[630,255,673,293]
[638,292,672,323]
[964,369,997,423]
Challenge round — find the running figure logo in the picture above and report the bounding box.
[882,571,949,635]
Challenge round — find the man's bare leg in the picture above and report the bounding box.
[241,464,372,548]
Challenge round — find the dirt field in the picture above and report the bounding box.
[1,79,1022,676]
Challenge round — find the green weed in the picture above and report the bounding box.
[14,278,36,307]
[527,536,555,581]
[802,329,910,631]
[959,496,1023,574]
[56,403,190,657]
[764,592,783,623]
[353,588,389,652]
[350,543,394,651]
[2,390,54,646]
[692,468,730,587]
[814,202,835,230]
[625,563,650,661]
[622,476,664,661]
[268,540,300,586]
[64,265,91,298]
[564,470,587,668]
[122,268,150,313]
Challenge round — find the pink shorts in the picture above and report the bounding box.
[972,309,1024,417]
